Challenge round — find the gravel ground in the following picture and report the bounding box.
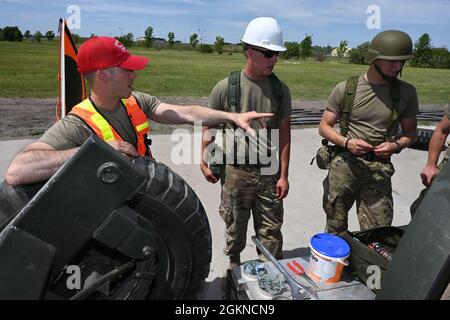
[0,97,327,140]
[0,96,442,140]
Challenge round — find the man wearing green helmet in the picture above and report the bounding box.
[318,30,418,234]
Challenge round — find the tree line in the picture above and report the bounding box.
[0,26,55,42]
[0,25,233,55]
[2,25,449,69]
[281,33,450,69]
[347,33,449,69]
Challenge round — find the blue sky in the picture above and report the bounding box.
[1,0,449,48]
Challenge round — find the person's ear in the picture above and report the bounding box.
[245,48,252,58]
[97,69,110,83]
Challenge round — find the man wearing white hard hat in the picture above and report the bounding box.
[200,17,292,270]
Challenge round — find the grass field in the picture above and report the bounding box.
[0,41,449,104]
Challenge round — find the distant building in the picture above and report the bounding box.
[331,46,351,58]
[136,37,166,44]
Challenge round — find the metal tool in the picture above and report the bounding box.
[287,260,319,288]
[251,236,317,300]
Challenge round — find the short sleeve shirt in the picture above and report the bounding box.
[208,70,292,130]
[326,75,418,146]
[208,71,291,165]
[39,91,160,150]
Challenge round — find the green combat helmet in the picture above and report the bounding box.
[365,30,413,64]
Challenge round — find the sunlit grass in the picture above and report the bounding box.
[0,41,449,105]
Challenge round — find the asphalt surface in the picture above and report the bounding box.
[0,128,440,300]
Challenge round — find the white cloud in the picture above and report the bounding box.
[172,0,205,5]
[62,0,194,17]
[376,0,450,25]
[2,0,449,46]
[213,0,450,27]
[3,0,35,4]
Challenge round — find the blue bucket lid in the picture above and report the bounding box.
[310,233,350,258]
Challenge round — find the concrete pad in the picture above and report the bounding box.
[0,128,431,300]
[0,138,36,178]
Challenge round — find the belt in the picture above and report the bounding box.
[230,163,272,168]
[338,150,390,163]
[357,151,390,163]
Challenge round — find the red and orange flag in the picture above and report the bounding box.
[56,18,86,120]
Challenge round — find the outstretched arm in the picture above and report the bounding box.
[153,103,272,136]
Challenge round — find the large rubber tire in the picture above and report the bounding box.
[0,158,212,299]
[125,158,212,299]
[0,180,44,230]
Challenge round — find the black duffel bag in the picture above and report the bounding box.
[339,226,405,294]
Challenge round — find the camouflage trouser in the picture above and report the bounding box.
[410,156,449,217]
[219,165,283,260]
[323,151,395,234]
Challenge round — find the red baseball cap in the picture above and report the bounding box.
[77,36,149,74]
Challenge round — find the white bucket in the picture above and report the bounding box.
[307,233,350,284]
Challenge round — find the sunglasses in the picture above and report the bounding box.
[251,48,279,59]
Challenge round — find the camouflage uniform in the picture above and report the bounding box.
[322,71,418,234]
[323,151,395,234]
[219,165,283,260]
[208,71,291,262]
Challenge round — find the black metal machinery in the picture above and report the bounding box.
[376,160,450,299]
[0,135,212,299]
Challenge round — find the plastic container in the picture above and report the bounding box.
[307,233,350,284]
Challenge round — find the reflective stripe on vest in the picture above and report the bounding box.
[70,95,150,156]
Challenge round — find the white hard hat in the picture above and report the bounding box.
[241,17,286,52]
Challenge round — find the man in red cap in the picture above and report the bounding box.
[5,36,272,186]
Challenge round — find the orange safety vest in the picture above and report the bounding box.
[69,95,151,156]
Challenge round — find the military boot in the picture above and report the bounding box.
[221,254,241,295]
[228,254,241,270]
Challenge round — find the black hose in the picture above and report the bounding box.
[70,262,136,300]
